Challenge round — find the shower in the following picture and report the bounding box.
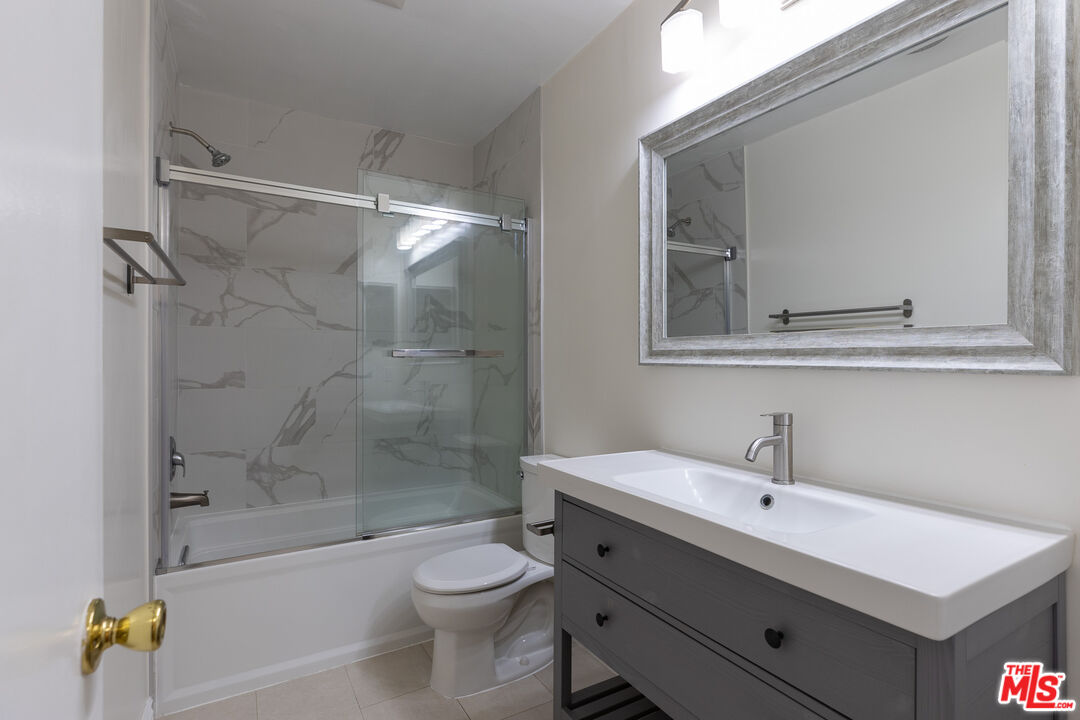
[168,123,231,167]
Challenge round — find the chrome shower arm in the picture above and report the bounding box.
[169,124,213,152]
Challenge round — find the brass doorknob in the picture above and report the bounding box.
[81,598,166,675]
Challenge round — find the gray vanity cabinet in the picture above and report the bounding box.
[552,493,1067,720]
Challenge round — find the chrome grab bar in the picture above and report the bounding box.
[391,349,504,358]
[526,520,555,536]
[103,226,187,294]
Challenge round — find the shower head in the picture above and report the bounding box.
[169,124,232,167]
[210,149,231,167]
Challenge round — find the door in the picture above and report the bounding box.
[0,1,107,719]
[358,172,527,535]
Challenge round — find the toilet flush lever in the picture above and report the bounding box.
[526,520,555,536]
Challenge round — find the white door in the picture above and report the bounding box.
[0,1,107,719]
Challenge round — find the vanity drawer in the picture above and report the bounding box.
[562,500,915,720]
[563,564,826,720]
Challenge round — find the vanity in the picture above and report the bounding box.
[542,451,1071,720]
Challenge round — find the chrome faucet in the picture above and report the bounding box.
[745,412,794,485]
[170,491,209,509]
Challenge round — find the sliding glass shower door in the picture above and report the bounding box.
[357,172,526,535]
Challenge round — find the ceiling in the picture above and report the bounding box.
[164,0,636,146]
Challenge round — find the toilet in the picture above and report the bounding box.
[412,454,562,698]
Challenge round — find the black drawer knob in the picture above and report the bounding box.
[595,613,609,627]
[764,628,784,649]
[596,544,610,558]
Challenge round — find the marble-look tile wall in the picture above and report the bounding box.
[176,85,474,192]
[665,149,749,337]
[473,88,543,453]
[176,184,360,511]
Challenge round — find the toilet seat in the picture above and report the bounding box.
[413,543,528,595]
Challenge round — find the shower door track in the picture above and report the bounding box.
[167,165,528,232]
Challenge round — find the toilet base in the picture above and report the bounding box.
[427,578,554,698]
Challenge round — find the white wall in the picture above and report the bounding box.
[541,0,1079,672]
[0,1,105,719]
[103,0,155,717]
[745,40,1008,332]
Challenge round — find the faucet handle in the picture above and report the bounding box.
[761,412,793,426]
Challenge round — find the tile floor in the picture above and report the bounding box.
[164,640,616,720]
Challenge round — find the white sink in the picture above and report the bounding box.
[539,450,1073,641]
[614,467,872,535]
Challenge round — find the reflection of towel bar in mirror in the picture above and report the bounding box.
[770,299,913,325]
[667,241,737,261]
[391,349,504,358]
[103,226,187,295]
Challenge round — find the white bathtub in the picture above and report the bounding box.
[155,502,521,715]
[169,483,517,566]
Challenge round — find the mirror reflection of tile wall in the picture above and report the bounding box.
[666,149,749,337]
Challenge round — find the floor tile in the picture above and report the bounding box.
[256,667,362,720]
[162,693,256,720]
[458,676,551,720]
[346,644,432,707]
[420,640,433,658]
[505,703,553,720]
[360,687,468,720]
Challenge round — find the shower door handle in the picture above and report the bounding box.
[391,349,504,358]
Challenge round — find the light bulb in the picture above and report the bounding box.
[661,9,704,74]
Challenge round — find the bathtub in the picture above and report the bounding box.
[155,496,521,715]
[169,483,517,566]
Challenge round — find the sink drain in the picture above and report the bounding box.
[759,494,775,510]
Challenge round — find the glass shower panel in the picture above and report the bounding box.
[358,172,526,535]
[170,181,359,566]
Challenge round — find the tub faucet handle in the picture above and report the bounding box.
[170,436,186,480]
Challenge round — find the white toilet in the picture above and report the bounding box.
[412,454,562,698]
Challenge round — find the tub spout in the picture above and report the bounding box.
[170,491,209,509]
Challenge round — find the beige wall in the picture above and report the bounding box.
[541,0,1079,668]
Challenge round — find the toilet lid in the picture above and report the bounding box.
[413,543,528,595]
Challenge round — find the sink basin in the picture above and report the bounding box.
[538,450,1074,640]
[614,467,872,535]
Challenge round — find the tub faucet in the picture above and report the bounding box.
[170,491,209,509]
[745,412,794,485]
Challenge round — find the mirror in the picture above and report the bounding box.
[665,7,1007,337]
[640,0,1079,373]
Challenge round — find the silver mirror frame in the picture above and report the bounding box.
[640,0,1079,373]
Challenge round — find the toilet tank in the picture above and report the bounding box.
[520,454,562,565]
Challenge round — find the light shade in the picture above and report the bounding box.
[661,9,704,74]
[718,0,760,29]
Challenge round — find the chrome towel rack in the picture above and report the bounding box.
[770,299,913,325]
[103,226,186,294]
[391,349,504,358]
